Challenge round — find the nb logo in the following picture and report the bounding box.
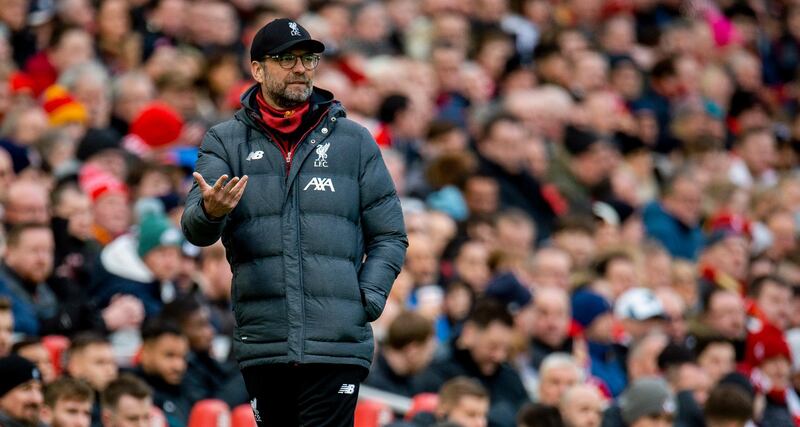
[338,384,355,395]
[250,398,262,422]
[303,177,335,192]
[246,151,264,161]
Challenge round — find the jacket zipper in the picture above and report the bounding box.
[295,184,305,362]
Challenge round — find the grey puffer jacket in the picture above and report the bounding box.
[181,85,407,370]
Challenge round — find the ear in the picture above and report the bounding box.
[250,61,264,84]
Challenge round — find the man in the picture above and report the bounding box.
[415,299,528,427]
[4,179,50,226]
[128,319,191,427]
[703,384,753,427]
[747,275,792,332]
[602,378,676,427]
[0,297,13,357]
[560,385,605,427]
[42,377,94,427]
[571,290,627,397]
[13,338,56,384]
[536,353,583,406]
[642,169,705,260]
[180,18,407,427]
[160,295,246,407]
[475,113,557,237]
[0,223,105,336]
[364,311,436,397]
[0,354,45,427]
[689,288,746,360]
[91,207,183,318]
[101,375,152,427]
[435,377,490,427]
[65,333,119,427]
[626,333,668,383]
[613,288,668,343]
[527,287,573,371]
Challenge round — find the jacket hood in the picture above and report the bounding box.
[101,234,154,283]
[235,83,342,129]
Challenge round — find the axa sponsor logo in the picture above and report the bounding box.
[303,177,335,192]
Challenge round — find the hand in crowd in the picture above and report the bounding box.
[101,294,145,331]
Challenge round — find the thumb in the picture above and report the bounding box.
[193,172,210,190]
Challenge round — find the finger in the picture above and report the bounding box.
[230,176,248,200]
[222,176,240,194]
[213,174,229,191]
[230,175,248,195]
[193,172,210,190]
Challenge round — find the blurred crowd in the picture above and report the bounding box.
[0,0,797,427]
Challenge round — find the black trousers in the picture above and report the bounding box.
[241,363,369,427]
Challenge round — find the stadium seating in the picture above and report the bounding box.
[41,335,70,377]
[187,399,230,427]
[231,403,257,427]
[404,393,438,421]
[354,399,394,427]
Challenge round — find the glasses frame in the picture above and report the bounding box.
[265,53,321,70]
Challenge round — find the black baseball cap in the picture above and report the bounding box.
[250,18,325,61]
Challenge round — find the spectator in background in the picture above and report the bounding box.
[703,384,753,427]
[12,338,55,385]
[693,337,736,385]
[160,295,245,407]
[42,377,94,427]
[571,289,627,397]
[0,354,45,427]
[747,275,792,332]
[536,353,583,406]
[0,297,13,357]
[517,403,565,427]
[100,375,152,427]
[642,169,705,260]
[65,333,118,427]
[434,377,491,427]
[364,310,436,397]
[195,241,233,337]
[128,319,191,427]
[613,288,668,344]
[4,178,50,226]
[527,287,573,372]
[606,377,676,427]
[626,333,668,384]
[416,299,528,427]
[91,205,183,318]
[559,385,605,427]
[476,113,557,237]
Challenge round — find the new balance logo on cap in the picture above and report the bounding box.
[338,384,355,395]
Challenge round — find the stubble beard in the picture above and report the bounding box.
[265,73,313,109]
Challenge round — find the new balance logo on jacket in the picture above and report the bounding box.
[338,384,355,395]
[304,177,335,192]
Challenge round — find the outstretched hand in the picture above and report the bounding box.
[193,172,249,220]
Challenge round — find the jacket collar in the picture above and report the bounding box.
[235,83,342,130]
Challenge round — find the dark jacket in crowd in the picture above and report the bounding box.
[181,84,408,371]
[415,347,529,427]
[642,201,705,261]
[477,154,557,241]
[0,263,103,335]
[363,352,418,397]
[530,337,574,371]
[128,367,193,427]
[183,351,247,406]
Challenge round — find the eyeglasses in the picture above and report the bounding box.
[265,53,321,70]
